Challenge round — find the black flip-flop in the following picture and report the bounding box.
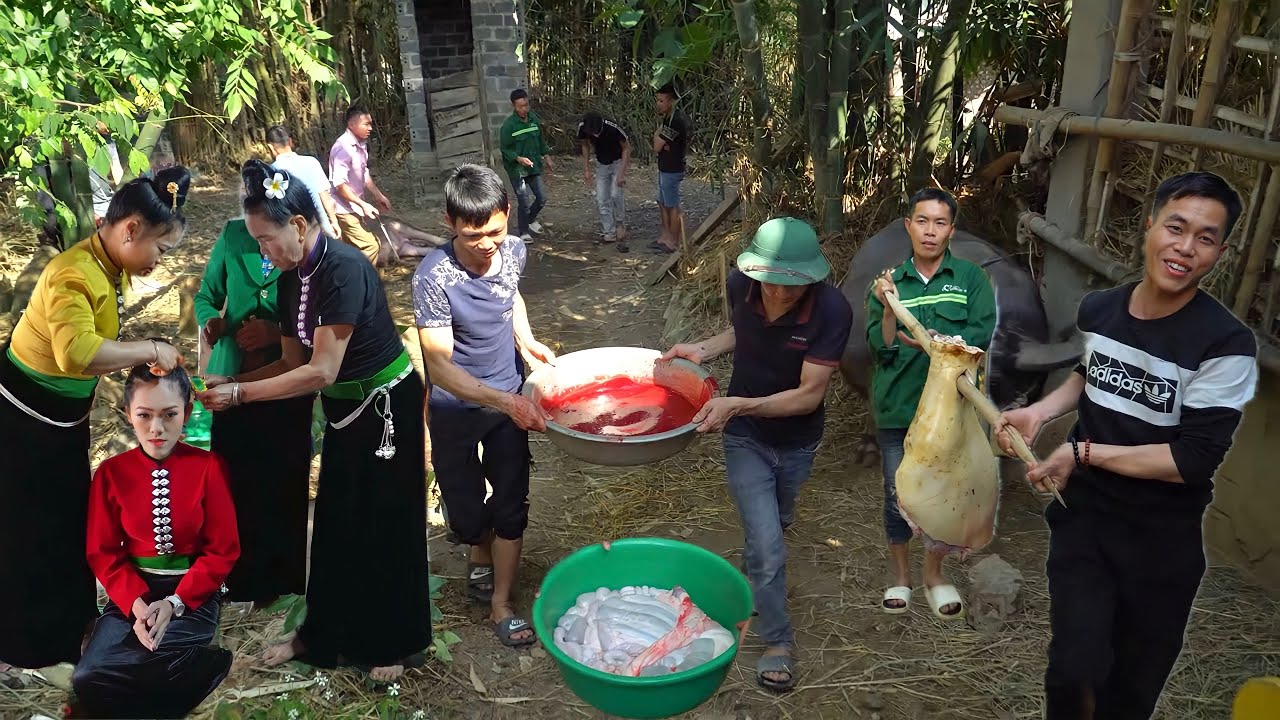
[493,616,536,647]
[467,563,495,605]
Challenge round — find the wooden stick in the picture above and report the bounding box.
[956,376,1067,507]
[882,286,1066,507]
[994,105,1280,164]
[1151,15,1280,56]
[1232,166,1280,317]
[1189,0,1241,169]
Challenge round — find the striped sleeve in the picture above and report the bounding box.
[1171,328,1258,486]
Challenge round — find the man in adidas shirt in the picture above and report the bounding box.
[866,187,997,621]
[996,172,1258,719]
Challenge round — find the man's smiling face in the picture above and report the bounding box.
[1142,195,1229,297]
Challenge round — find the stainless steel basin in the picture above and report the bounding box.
[521,346,716,466]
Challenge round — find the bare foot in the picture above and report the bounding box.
[369,664,405,682]
[263,636,304,666]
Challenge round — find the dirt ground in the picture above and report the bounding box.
[1,163,1277,720]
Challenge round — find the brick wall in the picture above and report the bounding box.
[395,0,434,204]
[471,0,528,168]
[416,0,474,79]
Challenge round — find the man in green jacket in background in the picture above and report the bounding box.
[866,187,997,622]
[499,89,554,241]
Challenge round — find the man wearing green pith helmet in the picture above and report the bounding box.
[664,217,853,692]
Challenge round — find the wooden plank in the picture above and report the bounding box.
[645,190,743,286]
[1138,84,1268,131]
[429,86,478,111]
[425,69,477,92]
[431,103,480,128]
[436,150,485,170]
[435,131,483,158]
[435,116,483,143]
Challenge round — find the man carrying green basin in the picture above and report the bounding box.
[663,217,852,692]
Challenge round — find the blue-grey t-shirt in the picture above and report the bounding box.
[412,236,527,409]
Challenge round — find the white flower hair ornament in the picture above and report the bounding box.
[263,172,289,200]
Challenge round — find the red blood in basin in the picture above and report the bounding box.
[542,377,701,437]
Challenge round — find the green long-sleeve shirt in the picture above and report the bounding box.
[866,248,997,429]
[499,111,550,180]
[193,219,284,377]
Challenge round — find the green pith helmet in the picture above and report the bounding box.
[736,217,831,286]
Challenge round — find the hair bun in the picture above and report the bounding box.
[152,166,192,212]
[241,158,276,198]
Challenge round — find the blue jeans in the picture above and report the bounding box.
[878,428,913,545]
[723,432,820,648]
[512,174,545,234]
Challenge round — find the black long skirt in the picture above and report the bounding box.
[296,372,432,667]
[0,347,98,668]
[71,574,231,719]
[212,394,314,603]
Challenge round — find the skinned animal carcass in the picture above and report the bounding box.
[893,333,1000,555]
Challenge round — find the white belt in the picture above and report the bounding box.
[0,376,90,428]
[328,363,413,460]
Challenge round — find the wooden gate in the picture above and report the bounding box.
[426,68,485,168]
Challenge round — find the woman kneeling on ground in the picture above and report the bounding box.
[71,364,240,719]
[197,160,432,682]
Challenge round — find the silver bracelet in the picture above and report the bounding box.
[231,382,242,406]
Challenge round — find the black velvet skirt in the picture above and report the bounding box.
[71,574,231,719]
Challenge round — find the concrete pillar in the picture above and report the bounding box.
[1039,0,1125,340]
[396,0,436,207]
[471,0,529,169]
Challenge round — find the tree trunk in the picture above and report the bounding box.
[909,0,970,187]
[824,0,856,231]
[732,0,774,191]
[798,0,833,225]
[900,0,921,117]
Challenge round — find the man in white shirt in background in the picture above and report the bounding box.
[266,125,342,240]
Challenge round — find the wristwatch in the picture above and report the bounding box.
[165,594,186,617]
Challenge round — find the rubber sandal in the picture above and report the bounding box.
[882,585,912,615]
[756,653,796,692]
[924,583,966,621]
[467,563,495,605]
[493,616,536,647]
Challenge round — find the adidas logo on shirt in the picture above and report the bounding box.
[1086,350,1178,415]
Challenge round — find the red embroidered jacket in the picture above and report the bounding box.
[87,443,240,615]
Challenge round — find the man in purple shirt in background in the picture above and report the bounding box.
[329,104,392,268]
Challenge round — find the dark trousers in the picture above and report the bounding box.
[429,404,531,545]
[1043,501,1206,719]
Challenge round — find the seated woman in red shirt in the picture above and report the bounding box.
[70,365,240,719]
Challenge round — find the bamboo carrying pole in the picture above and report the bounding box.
[877,279,1068,507]
[1084,0,1154,239]
[994,105,1280,164]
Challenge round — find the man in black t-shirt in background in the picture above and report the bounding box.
[577,111,631,252]
[996,172,1258,719]
[651,84,689,254]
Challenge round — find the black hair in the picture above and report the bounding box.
[444,164,510,228]
[241,158,321,227]
[124,361,194,410]
[581,111,604,136]
[103,165,191,231]
[265,125,293,147]
[657,83,678,99]
[1152,171,1244,241]
[345,105,370,124]
[510,89,528,103]
[906,187,958,223]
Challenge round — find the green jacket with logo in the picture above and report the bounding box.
[194,219,284,377]
[499,111,550,180]
[866,249,997,429]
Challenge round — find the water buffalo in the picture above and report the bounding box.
[838,219,1082,466]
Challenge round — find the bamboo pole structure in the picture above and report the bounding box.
[1189,0,1241,169]
[1232,167,1280,317]
[824,0,855,232]
[1083,0,1153,240]
[1152,16,1280,56]
[1232,57,1280,314]
[994,105,1280,164]
[880,284,1067,507]
[732,0,774,189]
[1140,0,1193,232]
[910,0,971,186]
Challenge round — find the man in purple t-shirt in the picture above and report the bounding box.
[329,105,392,267]
[412,164,557,650]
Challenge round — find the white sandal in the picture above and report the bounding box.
[882,585,912,615]
[925,583,966,621]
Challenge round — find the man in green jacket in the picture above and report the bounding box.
[499,89,554,241]
[866,187,997,622]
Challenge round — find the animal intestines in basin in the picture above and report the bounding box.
[542,377,700,437]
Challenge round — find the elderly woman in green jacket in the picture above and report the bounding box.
[194,215,313,608]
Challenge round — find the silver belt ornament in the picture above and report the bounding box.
[327,363,414,460]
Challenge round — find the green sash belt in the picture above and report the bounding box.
[6,347,98,398]
[133,554,193,571]
[321,350,412,400]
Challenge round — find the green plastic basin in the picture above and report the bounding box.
[532,538,754,719]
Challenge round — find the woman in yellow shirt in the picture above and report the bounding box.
[0,167,190,671]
